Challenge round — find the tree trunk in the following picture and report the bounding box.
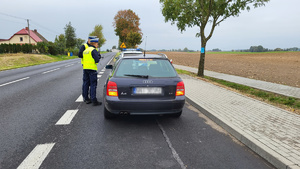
[197,40,206,77]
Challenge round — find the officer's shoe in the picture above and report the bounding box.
[84,98,92,104]
[92,100,102,106]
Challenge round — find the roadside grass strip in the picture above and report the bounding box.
[176,69,300,113]
[55,109,78,125]
[17,143,55,169]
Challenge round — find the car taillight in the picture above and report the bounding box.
[176,81,185,96]
[107,81,118,97]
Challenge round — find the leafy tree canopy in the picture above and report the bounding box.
[64,22,77,49]
[113,9,143,47]
[54,34,66,49]
[89,25,106,47]
[160,0,270,76]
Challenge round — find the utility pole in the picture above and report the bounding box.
[27,19,31,44]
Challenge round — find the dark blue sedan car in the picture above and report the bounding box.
[103,53,185,119]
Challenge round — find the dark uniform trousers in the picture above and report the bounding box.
[83,69,98,102]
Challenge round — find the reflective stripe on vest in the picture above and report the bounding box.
[83,47,97,70]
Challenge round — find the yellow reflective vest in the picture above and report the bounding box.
[81,43,89,65]
[83,47,97,71]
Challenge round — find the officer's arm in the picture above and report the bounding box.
[78,45,85,58]
[92,49,100,63]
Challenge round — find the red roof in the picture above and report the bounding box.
[14,28,43,42]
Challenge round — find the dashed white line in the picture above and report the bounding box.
[75,95,84,102]
[0,77,30,87]
[17,143,55,169]
[55,109,78,125]
[42,68,60,74]
[65,64,74,67]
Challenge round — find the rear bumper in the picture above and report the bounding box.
[104,96,185,115]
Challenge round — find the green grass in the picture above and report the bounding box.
[176,69,300,111]
[0,53,76,71]
[183,51,299,54]
[206,51,299,54]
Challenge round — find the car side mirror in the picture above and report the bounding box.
[106,65,113,69]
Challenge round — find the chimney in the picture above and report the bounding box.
[25,27,29,31]
[34,29,37,33]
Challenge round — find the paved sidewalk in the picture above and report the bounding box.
[174,64,300,99]
[181,74,300,169]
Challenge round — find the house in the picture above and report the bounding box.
[0,27,47,45]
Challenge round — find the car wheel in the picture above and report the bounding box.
[104,107,115,119]
[171,111,182,118]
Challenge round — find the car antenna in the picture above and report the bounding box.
[144,36,147,57]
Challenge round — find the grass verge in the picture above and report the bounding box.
[0,53,76,71]
[176,69,300,114]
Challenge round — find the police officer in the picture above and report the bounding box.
[82,38,102,106]
[78,36,97,104]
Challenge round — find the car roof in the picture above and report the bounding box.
[120,54,168,59]
[122,51,143,54]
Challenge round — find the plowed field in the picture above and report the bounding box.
[150,52,300,88]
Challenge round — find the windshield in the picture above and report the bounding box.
[115,59,177,78]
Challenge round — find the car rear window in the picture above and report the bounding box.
[115,59,177,78]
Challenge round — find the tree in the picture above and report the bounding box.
[183,47,189,52]
[89,25,106,47]
[160,0,270,77]
[113,9,143,48]
[76,38,85,49]
[126,31,142,48]
[64,22,77,49]
[54,34,66,49]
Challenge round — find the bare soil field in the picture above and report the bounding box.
[150,52,300,88]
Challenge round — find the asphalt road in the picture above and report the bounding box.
[0,52,274,169]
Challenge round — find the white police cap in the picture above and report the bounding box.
[88,36,97,39]
[90,38,99,43]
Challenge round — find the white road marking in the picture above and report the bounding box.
[76,95,83,102]
[107,54,114,65]
[101,68,105,72]
[98,72,104,75]
[65,64,74,67]
[17,143,55,169]
[55,109,78,125]
[157,121,186,169]
[97,75,102,78]
[42,68,60,74]
[0,77,30,87]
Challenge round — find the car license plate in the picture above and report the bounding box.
[133,87,162,95]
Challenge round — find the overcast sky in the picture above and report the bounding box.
[0,0,299,51]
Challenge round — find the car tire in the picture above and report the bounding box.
[104,107,115,119]
[171,111,182,118]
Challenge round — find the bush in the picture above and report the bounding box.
[36,42,48,54]
[22,44,34,53]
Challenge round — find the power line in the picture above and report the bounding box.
[0,17,25,25]
[0,12,61,37]
[30,20,61,35]
[0,12,27,21]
